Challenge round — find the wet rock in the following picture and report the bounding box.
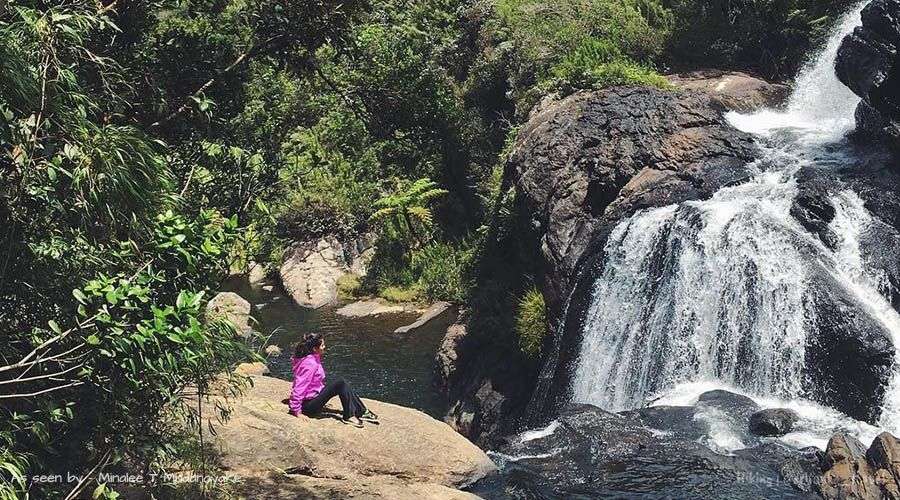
[836,0,900,148]
[206,291,254,336]
[210,375,496,498]
[667,70,790,112]
[805,267,895,423]
[509,86,756,312]
[790,178,839,248]
[749,409,800,437]
[736,443,825,494]
[482,404,819,499]
[697,390,761,421]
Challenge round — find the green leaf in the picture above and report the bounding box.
[73,289,88,304]
[86,334,100,345]
[48,320,61,334]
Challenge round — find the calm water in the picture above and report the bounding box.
[225,278,452,418]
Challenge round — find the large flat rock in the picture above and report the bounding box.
[209,375,495,497]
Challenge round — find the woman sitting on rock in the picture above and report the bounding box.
[288,333,378,427]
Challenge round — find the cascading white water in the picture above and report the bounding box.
[571,1,900,444]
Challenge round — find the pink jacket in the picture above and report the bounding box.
[289,353,325,415]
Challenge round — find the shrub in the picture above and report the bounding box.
[550,57,672,92]
[412,241,476,303]
[515,287,548,357]
[337,273,363,299]
[475,0,674,117]
[665,0,858,79]
[379,285,422,303]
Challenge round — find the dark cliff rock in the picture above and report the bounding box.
[509,86,757,313]
[444,85,759,444]
[836,0,900,147]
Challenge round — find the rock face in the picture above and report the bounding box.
[436,322,468,393]
[821,431,900,499]
[446,85,758,444]
[210,374,495,499]
[206,292,254,336]
[667,70,790,112]
[836,0,900,147]
[749,409,800,437]
[509,86,756,314]
[279,235,375,309]
[474,399,823,499]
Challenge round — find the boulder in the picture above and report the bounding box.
[749,409,800,437]
[805,266,895,423]
[667,70,790,112]
[206,292,254,336]
[836,0,900,148]
[820,431,900,499]
[395,302,454,334]
[696,390,761,421]
[436,322,468,392]
[280,237,349,309]
[279,234,376,309]
[209,375,496,498]
[263,345,282,358]
[234,361,270,377]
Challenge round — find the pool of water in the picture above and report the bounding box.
[224,278,452,418]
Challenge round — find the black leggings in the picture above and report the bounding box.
[301,378,367,420]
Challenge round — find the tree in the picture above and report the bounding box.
[369,178,448,247]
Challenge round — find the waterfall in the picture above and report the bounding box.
[571,1,900,434]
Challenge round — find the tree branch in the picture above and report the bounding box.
[0,380,83,399]
[150,35,287,130]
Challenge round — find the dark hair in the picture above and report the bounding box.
[294,333,324,358]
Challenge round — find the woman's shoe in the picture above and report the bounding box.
[360,410,379,423]
[342,416,364,428]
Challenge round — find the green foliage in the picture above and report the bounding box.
[337,273,363,300]
[370,178,449,246]
[515,287,548,357]
[412,241,476,303]
[475,0,674,117]
[666,0,858,79]
[379,285,422,303]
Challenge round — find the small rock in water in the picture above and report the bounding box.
[264,345,282,358]
[748,408,799,437]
